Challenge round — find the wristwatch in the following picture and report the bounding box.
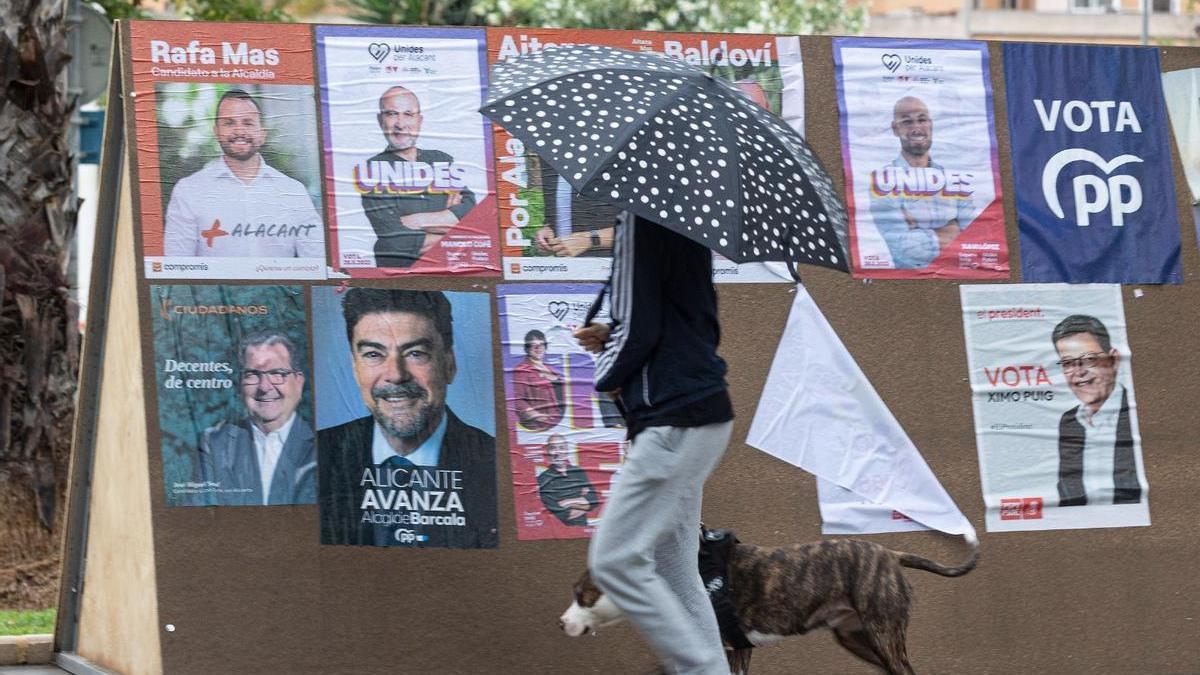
[589,228,601,248]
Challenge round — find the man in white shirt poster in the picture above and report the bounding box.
[162,88,325,260]
[1052,315,1142,507]
[194,330,316,506]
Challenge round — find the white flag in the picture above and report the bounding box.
[747,285,976,540]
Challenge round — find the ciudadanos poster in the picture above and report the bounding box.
[1004,44,1182,284]
[834,38,1007,279]
[312,286,498,548]
[316,26,500,277]
[131,22,327,280]
[150,285,315,507]
[961,284,1150,532]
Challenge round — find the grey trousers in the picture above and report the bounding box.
[589,421,733,675]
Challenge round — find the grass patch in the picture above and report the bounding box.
[0,608,55,636]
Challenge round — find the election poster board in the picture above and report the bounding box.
[960,284,1150,532]
[496,284,627,540]
[1161,67,1200,244]
[149,284,313,507]
[833,38,1007,280]
[131,22,328,280]
[316,26,500,277]
[311,286,499,548]
[1004,44,1182,284]
[489,28,803,283]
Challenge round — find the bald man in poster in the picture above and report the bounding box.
[360,85,477,268]
[868,95,973,269]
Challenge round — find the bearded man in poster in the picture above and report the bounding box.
[869,95,973,269]
[163,88,324,258]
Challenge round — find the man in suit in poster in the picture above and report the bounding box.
[195,330,316,506]
[318,288,498,548]
[1052,315,1141,507]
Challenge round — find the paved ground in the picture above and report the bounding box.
[0,667,66,674]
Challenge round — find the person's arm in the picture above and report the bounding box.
[537,475,570,517]
[447,184,475,220]
[593,214,665,393]
[510,366,544,426]
[163,187,199,256]
[362,193,426,264]
[934,220,961,251]
[582,473,600,510]
[548,226,614,257]
[869,196,938,268]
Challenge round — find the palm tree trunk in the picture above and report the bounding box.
[0,0,80,609]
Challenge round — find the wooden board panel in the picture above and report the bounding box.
[75,165,163,675]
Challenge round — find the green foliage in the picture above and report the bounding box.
[0,609,56,636]
[176,0,295,22]
[472,0,866,34]
[90,0,148,20]
[342,0,480,25]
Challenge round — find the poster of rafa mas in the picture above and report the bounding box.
[834,38,1008,279]
[497,284,626,540]
[130,22,328,281]
[316,26,500,277]
[488,28,804,283]
[960,284,1150,532]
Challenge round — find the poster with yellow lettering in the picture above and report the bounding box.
[131,22,328,280]
[488,28,803,283]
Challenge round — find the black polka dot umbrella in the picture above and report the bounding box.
[481,44,849,273]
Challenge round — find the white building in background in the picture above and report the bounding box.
[861,0,1200,44]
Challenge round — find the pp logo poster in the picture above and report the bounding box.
[1004,44,1182,284]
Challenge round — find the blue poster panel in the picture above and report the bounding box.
[1004,44,1182,284]
[311,286,498,548]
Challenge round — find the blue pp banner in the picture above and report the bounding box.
[1004,44,1182,284]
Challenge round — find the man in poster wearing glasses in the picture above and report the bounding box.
[1052,315,1141,507]
[194,330,316,506]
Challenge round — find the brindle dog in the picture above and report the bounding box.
[559,537,978,675]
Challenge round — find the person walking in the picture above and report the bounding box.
[574,211,734,674]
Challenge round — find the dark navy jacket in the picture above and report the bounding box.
[591,213,728,424]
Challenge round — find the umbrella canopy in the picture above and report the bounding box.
[481,44,849,272]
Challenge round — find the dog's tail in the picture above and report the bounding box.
[897,540,979,578]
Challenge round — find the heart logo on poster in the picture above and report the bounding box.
[368,42,391,63]
[548,301,570,322]
[881,53,901,72]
